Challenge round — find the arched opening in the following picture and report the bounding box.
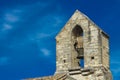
[72,25,84,68]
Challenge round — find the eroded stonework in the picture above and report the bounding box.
[26,10,112,80]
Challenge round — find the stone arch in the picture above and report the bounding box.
[71,25,84,68]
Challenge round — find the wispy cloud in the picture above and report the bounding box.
[0,56,10,66]
[40,48,51,56]
[35,32,57,39]
[0,0,63,65]
[3,8,23,23]
[2,23,12,31]
[0,8,23,32]
[4,13,19,23]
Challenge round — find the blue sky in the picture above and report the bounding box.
[0,0,120,80]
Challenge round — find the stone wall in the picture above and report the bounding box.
[55,10,112,80]
[56,10,104,73]
[101,32,109,69]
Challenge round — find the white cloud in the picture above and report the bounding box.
[4,13,19,23]
[37,33,51,38]
[2,8,23,24]
[0,56,10,66]
[36,32,56,39]
[0,8,23,32]
[2,23,12,31]
[28,31,57,42]
[40,48,50,56]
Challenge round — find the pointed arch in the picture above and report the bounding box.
[72,25,83,37]
[71,25,84,68]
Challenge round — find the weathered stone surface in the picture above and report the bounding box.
[26,10,112,80]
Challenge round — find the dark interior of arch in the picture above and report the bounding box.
[72,25,83,37]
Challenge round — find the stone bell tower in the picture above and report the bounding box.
[55,10,112,80]
[26,10,112,80]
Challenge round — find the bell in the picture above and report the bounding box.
[77,48,84,58]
